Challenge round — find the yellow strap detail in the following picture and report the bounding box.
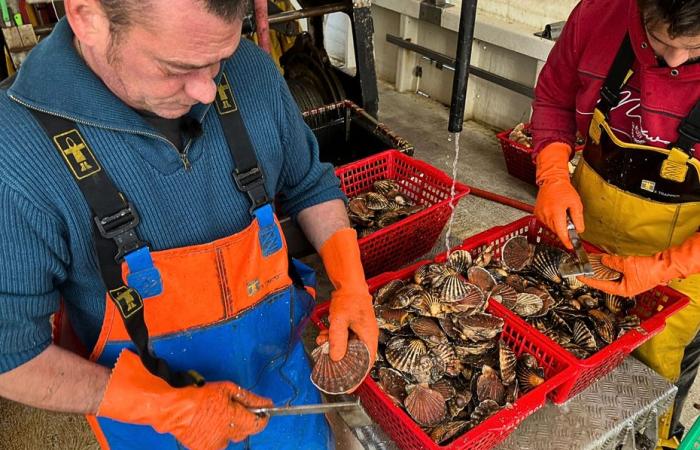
[589,109,605,144]
[660,148,690,183]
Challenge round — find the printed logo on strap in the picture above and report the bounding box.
[109,286,144,319]
[215,72,238,115]
[53,129,101,180]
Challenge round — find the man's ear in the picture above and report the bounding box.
[64,0,110,47]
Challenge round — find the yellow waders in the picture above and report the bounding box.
[570,34,700,448]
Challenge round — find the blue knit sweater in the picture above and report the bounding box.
[0,19,344,373]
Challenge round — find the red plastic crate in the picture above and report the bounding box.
[336,150,470,277]
[426,215,690,404]
[311,285,573,449]
[496,124,584,186]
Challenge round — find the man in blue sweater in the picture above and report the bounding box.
[0,0,378,449]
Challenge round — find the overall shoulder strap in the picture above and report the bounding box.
[598,34,636,117]
[29,109,202,388]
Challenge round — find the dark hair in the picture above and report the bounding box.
[100,0,249,36]
[637,0,700,38]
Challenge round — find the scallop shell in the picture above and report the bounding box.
[454,339,496,358]
[448,249,473,274]
[388,284,425,309]
[588,309,616,344]
[578,294,599,310]
[573,320,598,352]
[561,341,592,359]
[502,236,535,271]
[430,421,470,444]
[511,293,544,317]
[377,367,408,405]
[348,197,372,218]
[375,307,411,332]
[549,311,573,334]
[564,274,585,290]
[438,274,474,303]
[404,384,447,427]
[410,317,448,346]
[377,210,405,228]
[605,294,635,315]
[414,264,435,287]
[448,392,472,418]
[310,339,371,395]
[454,312,504,342]
[430,344,463,377]
[470,399,501,423]
[517,365,545,393]
[438,316,460,340]
[518,352,539,370]
[364,191,390,211]
[476,365,506,404]
[373,179,401,196]
[524,286,556,316]
[589,254,623,281]
[505,274,528,292]
[499,341,517,385]
[531,246,566,284]
[430,378,457,401]
[374,280,405,306]
[491,284,519,309]
[467,266,497,294]
[385,337,429,374]
[413,292,444,317]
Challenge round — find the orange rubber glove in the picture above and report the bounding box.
[316,228,378,367]
[581,233,700,297]
[534,142,584,249]
[97,350,273,450]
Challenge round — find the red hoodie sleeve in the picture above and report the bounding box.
[531,2,584,157]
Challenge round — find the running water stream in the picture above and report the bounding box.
[444,131,461,256]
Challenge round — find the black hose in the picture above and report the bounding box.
[448,0,478,133]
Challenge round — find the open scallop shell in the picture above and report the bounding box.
[385,337,428,374]
[438,274,474,303]
[502,235,535,271]
[430,343,463,377]
[588,309,616,344]
[404,384,447,427]
[474,244,495,267]
[448,392,472,419]
[605,294,635,315]
[387,284,426,309]
[310,339,371,395]
[516,365,545,393]
[453,312,504,342]
[412,292,444,318]
[375,307,411,332]
[589,254,623,281]
[499,341,517,385]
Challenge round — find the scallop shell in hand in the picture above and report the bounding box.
[310,339,371,395]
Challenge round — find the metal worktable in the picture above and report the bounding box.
[345,357,676,450]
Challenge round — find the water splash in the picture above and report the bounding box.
[444,131,461,256]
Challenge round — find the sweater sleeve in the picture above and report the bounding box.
[275,76,346,218]
[0,181,68,373]
[531,2,584,156]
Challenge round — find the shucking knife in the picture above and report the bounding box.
[558,213,594,277]
[249,399,361,417]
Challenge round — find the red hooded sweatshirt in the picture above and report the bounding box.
[531,0,700,157]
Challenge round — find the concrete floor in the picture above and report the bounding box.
[1,81,698,448]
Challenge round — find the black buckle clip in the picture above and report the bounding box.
[233,166,270,212]
[93,203,145,262]
[677,120,700,156]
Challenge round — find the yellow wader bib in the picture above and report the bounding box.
[570,34,700,447]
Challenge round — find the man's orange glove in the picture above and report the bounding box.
[534,142,584,249]
[581,233,700,297]
[316,228,378,369]
[97,350,273,450]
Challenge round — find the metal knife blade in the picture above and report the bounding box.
[560,214,594,277]
[249,399,361,417]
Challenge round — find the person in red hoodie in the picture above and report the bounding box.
[532,0,700,446]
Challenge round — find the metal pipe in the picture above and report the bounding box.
[469,187,535,213]
[254,0,271,53]
[385,34,534,98]
[268,3,347,25]
[448,0,478,133]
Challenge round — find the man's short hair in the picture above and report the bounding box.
[637,0,700,38]
[100,0,249,36]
